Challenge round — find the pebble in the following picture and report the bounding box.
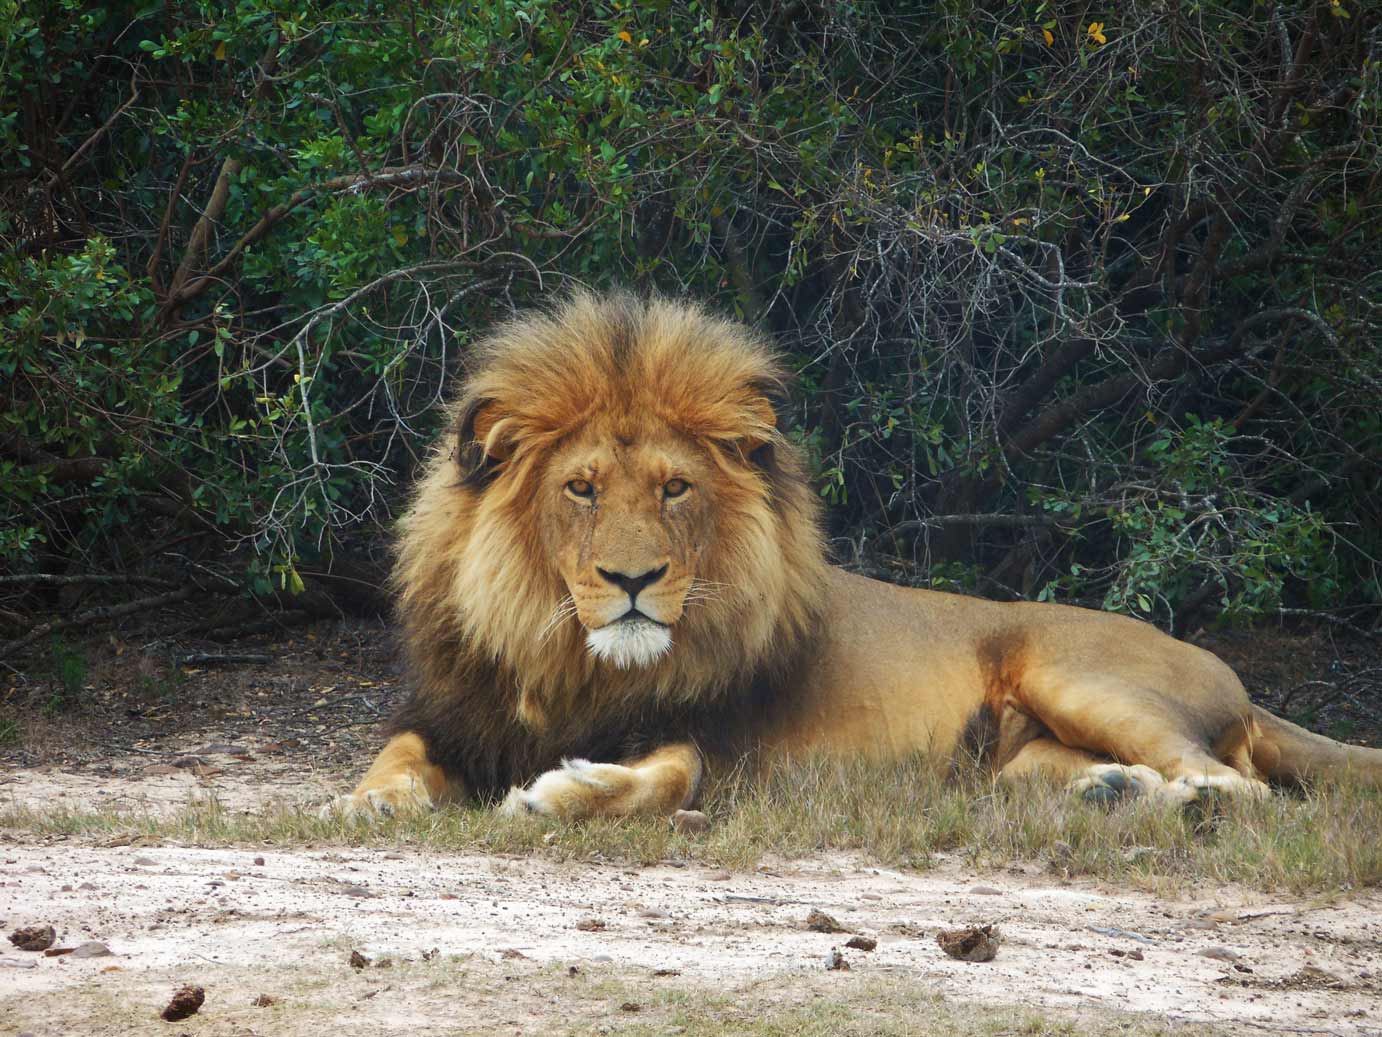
[1198,946,1240,962]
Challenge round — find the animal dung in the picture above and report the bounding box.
[936,924,1001,962]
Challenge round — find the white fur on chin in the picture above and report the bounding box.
[585,618,672,668]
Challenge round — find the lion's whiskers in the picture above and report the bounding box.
[683,578,729,611]
[538,595,579,644]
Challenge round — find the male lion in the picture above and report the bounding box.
[333,292,1382,819]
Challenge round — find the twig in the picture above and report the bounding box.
[177,652,273,667]
[1274,609,1380,640]
[885,514,1069,535]
[0,573,176,589]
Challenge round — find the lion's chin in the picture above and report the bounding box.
[585,617,672,669]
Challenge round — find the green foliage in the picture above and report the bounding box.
[43,637,89,714]
[1,0,1379,633]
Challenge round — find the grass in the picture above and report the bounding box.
[0,953,1233,1037]
[599,975,1230,1037]
[3,755,1380,894]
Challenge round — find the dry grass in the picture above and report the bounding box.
[4,755,1380,895]
[0,954,1232,1037]
[604,974,1229,1037]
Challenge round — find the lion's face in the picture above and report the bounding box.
[396,294,827,712]
[542,423,713,668]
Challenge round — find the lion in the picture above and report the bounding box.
[331,291,1382,820]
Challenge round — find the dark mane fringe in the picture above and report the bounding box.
[388,627,822,801]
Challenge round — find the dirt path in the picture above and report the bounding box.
[2,778,1380,1036]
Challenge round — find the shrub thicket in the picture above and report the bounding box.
[2,0,1379,648]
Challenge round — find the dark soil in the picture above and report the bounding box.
[0,617,406,780]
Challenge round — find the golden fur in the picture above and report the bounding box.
[332,293,1382,819]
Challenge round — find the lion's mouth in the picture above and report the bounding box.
[585,614,672,669]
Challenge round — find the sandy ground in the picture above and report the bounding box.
[2,768,1382,1036]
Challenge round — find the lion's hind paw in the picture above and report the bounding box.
[1069,763,1168,805]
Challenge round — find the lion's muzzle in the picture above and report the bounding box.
[585,614,673,668]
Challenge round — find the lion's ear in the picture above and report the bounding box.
[743,377,792,470]
[454,396,514,487]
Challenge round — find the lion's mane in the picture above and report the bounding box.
[387,293,828,798]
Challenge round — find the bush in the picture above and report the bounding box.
[1,0,1379,642]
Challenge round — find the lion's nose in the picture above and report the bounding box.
[596,564,668,603]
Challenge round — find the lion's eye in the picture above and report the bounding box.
[566,479,595,499]
[663,478,690,499]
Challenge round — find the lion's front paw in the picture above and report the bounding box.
[1069,763,1169,805]
[320,775,434,820]
[499,758,635,820]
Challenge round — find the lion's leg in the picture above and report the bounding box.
[324,731,457,818]
[499,743,702,820]
[1019,679,1270,804]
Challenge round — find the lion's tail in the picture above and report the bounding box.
[1249,705,1382,786]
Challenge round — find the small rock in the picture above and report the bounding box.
[620,1002,642,1012]
[1198,946,1240,962]
[160,985,205,1022]
[936,925,1000,962]
[70,941,113,958]
[9,925,56,952]
[970,885,1002,896]
[845,936,877,952]
[805,909,845,934]
[637,907,668,919]
[340,884,373,898]
[825,947,850,971]
[254,857,265,867]
[575,917,606,932]
[253,994,277,1007]
[671,809,710,835]
[499,948,528,960]
[198,742,249,756]
[704,869,731,881]
[142,765,181,777]
[43,947,75,957]
[1128,949,1145,961]
[349,950,369,969]
[1180,918,1219,931]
